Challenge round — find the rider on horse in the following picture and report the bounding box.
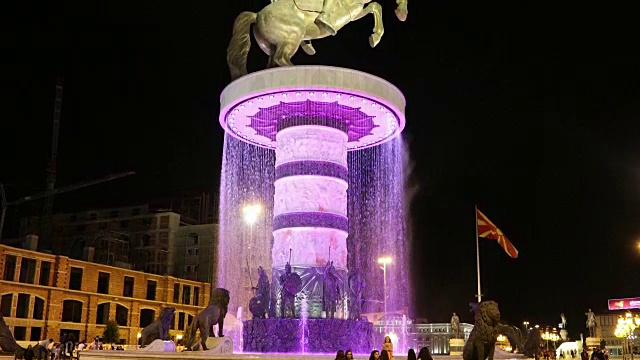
[316,0,337,35]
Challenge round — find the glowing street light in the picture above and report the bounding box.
[243,203,262,290]
[242,204,262,225]
[615,312,640,360]
[523,321,530,332]
[378,256,392,331]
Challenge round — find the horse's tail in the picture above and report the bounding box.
[227,11,257,80]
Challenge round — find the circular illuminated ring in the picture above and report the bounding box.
[219,66,406,151]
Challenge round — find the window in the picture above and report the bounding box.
[62,300,82,323]
[115,305,128,326]
[33,297,44,320]
[194,248,199,256]
[120,220,129,228]
[146,280,157,301]
[97,272,110,294]
[70,215,77,222]
[132,208,141,216]
[90,213,97,220]
[3,255,16,281]
[187,314,193,327]
[182,285,191,305]
[30,327,42,341]
[69,267,83,290]
[19,258,36,284]
[98,222,107,230]
[178,312,185,330]
[173,284,180,303]
[160,216,169,229]
[1,294,12,317]
[186,265,192,273]
[123,276,134,297]
[187,249,193,256]
[39,261,51,286]
[110,210,119,218]
[140,309,155,328]
[16,294,30,318]
[142,234,151,247]
[13,326,26,340]
[193,287,200,306]
[188,233,199,245]
[96,303,110,325]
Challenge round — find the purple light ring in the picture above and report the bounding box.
[219,87,405,151]
[275,161,348,182]
[273,212,349,232]
[277,116,350,134]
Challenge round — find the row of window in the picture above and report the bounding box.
[1,293,44,320]
[70,208,142,222]
[3,256,201,305]
[3,256,51,286]
[1,294,195,331]
[11,326,42,341]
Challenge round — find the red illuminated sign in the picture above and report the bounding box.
[608,298,640,310]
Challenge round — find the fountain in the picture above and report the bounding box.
[218,65,408,354]
[215,0,412,355]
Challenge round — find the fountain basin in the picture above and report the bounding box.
[243,318,373,354]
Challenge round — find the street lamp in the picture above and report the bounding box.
[615,312,640,360]
[523,321,530,332]
[242,203,262,267]
[378,256,392,331]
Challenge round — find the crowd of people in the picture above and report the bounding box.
[333,336,434,360]
[17,334,126,360]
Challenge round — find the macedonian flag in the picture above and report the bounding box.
[476,209,519,258]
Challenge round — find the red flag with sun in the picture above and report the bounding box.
[476,209,519,258]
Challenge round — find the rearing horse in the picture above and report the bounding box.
[227,0,409,80]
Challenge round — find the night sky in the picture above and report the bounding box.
[3,0,640,337]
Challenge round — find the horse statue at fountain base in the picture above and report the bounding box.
[226,0,409,80]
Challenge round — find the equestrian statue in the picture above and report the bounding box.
[227,0,409,79]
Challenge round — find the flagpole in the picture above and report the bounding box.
[475,205,482,303]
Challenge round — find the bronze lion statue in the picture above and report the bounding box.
[463,301,501,360]
[0,313,25,358]
[187,288,230,351]
[140,306,175,347]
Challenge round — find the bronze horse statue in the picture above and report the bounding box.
[227,0,409,79]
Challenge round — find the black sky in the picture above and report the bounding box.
[2,0,640,336]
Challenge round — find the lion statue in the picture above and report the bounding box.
[522,328,542,360]
[497,323,523,353]
[140,306,176,347]
[186,288,230,351]
[0,313,25,358]
[463,301,501,360]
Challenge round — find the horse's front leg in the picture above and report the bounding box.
[396,0,408,21]
[353,3,384,48]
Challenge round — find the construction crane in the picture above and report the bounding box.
[39,77,64,246]
[0,171,135,242]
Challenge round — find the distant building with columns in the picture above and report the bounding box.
[368,312,473,354]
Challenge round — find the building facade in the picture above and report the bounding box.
[371,313,473,354]
[173,224,218,283]
[19,205,216,282]
[0,244,211,345]
[594,312,633,357]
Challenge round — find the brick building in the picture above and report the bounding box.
[0,243,210,345]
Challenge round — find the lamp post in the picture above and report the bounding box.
[378,256,392,332]
[615,312,640,360]
[242,203,262,284]
[523,321,530,333]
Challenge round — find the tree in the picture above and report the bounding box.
[103,320,120,346]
